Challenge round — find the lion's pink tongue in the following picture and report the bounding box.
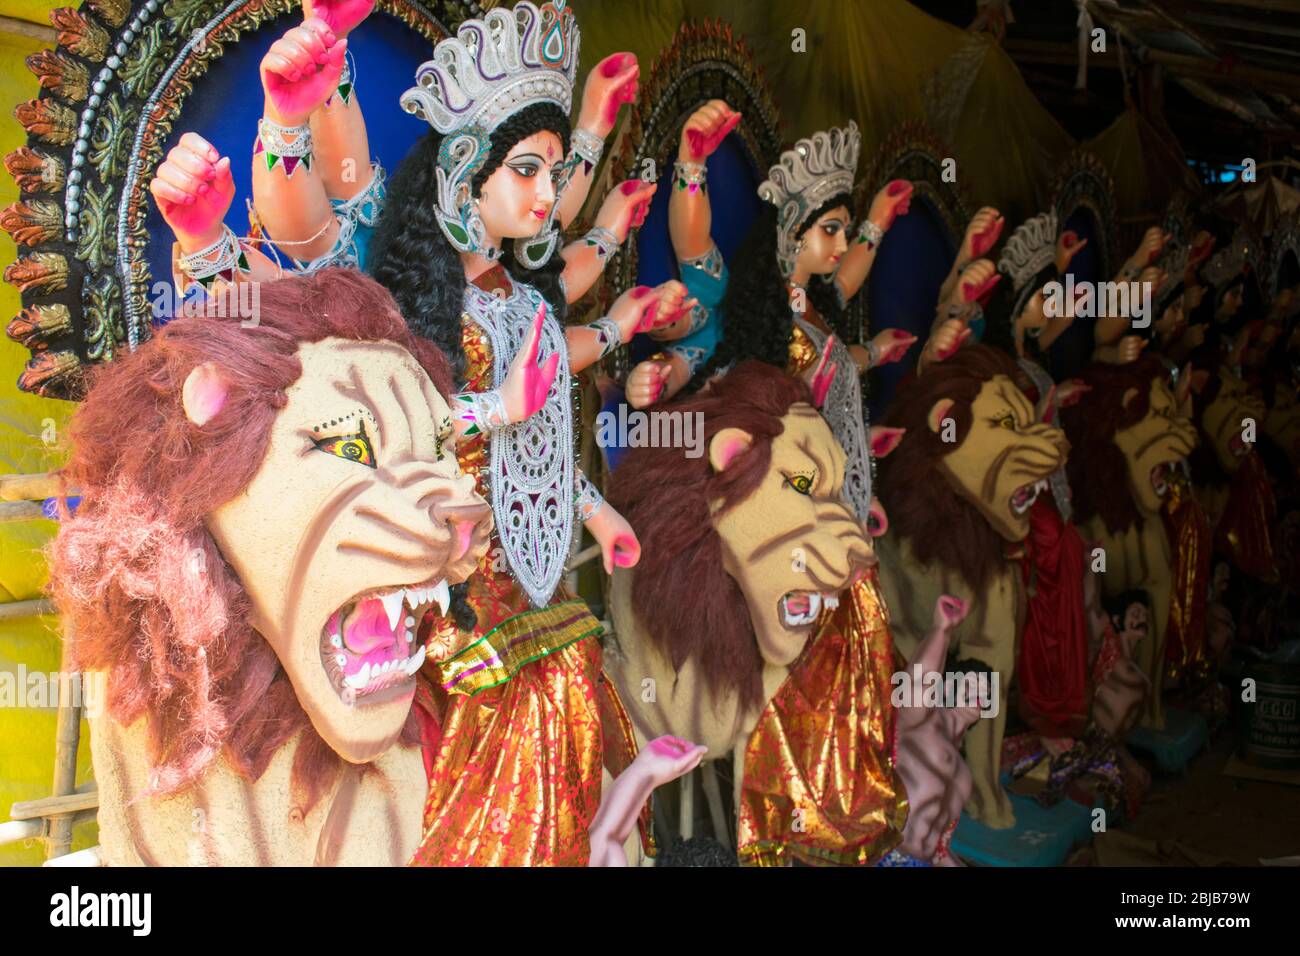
[342,597,399,655]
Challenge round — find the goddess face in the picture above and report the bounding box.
[793,205,851,278]
[475,130,565,243]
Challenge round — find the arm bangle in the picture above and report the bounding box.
[452,389,510,437]
[255,117,313,177]
[582,225,621,262]
[855,219,884,250]
[570,127,604,173]
[673,160,707,193]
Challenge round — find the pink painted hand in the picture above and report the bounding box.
[930,319,972,363]
[964,207,1004,261]
[1055,230,1089,273]
[580,52,639,136]
[587,734,706,867]
[149,133,235,252]
[810,337,837,408]
[631,281,696,336]
[626,360,671,409]
[595,179,658,241]
[1116,335,1146,364]
[870,328,917,366]
[261,19,346,126]
[866,498,889,538]
[894,594,978,864]
[867,179,913,232]
[584,503,641,574]
[302,0,373,36]
[960,260,1001,305]
[679,100,739,162]
[500,303,559,423]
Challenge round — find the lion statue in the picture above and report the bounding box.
[874,345,1070,830]
[48,270,497,865]
[1060,355,1198,729]
[605,362,976,865]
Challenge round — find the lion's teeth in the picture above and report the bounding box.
[380,591,405,632]
[344,662,371,689]
[432,579,450,617]
[403,645,427,675]
[404,588,421,610]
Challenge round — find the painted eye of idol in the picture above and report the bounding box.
[782,470,817,495]
[505,154,545,178]
[434,414,453,460]
[311,410,379,469]
[820,217,845,238]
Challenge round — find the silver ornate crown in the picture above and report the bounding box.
[1201,230,1252,290]
[401,1,580,135]
[997,211,1058,291]
[759,121,861,276]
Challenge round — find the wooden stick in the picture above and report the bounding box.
[700,760,731,851]
[0,501,47,523]
[46,628,82,861]
[678,768,695,840]
[0,473,67,502]
[571,543,601,568]
[9,788,98,820]
[0,598,55,621]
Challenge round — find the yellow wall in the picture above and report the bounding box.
[0,14,95,867]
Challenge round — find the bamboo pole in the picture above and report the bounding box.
[0,598,54,621]
[0,473,66,502]
[45,623,82,860]
[0,501,47,522]
[8,789,98,820]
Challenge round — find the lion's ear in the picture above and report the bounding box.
[869,425,906,458]
[709,427,754,472]
[926,399,954,434]
[183,362,229,426]
[1121,386,1140,410]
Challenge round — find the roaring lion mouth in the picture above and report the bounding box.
[1149,458,1188,497]
[778,590,842,628]
[1009,478,1049,516]
[319,580,451,702]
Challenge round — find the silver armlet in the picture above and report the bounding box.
[575,470,605,521]
[452,389,510,437]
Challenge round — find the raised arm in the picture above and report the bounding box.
[150,133,280,298]
[554,52,640,229]
[251,18,347,262]
[302,0,376,202]
[565,281,694,374]
[669,100,738,261]
[558,178,657,304]
[938,207,1004,306]
[832,179,913,304]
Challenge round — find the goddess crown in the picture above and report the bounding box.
[401,0,580,135]
[997,212,1058,292]
[759,122,861,276]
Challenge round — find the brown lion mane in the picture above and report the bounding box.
[1059,355,1168,534]
[47,269,452,810]
[877,344,1021,593]
[606,362,812,711]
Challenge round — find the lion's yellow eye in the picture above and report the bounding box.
[314,423,376,469]
[783,471,816,495]
[996,413,1016,430]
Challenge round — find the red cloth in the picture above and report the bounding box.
[1017,497,1090,738]
[1216,452,1278,584]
